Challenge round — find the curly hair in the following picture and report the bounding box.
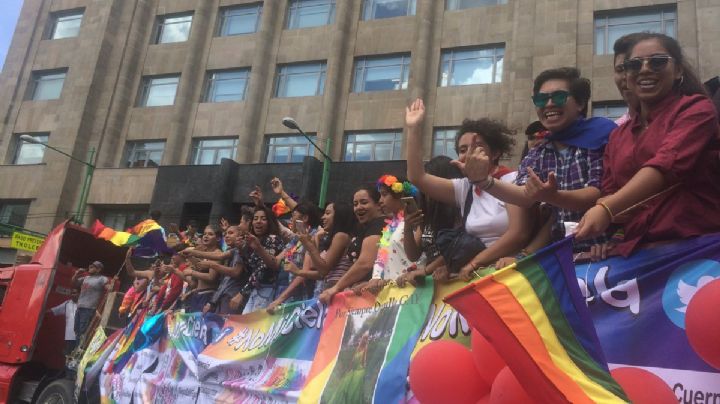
[455,118,516,164]
[533,67,591,116]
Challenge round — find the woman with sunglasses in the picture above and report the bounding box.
[575,33,720,255]
[462,67,617,253]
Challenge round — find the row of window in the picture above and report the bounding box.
[12,102,625,166]
[46,2,675,56]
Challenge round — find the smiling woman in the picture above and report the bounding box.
[575,33,720,256]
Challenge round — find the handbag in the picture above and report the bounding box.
[435,185,487,273]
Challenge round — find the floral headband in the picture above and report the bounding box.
[376,175,418,197]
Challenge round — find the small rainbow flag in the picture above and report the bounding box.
[446,237,628,404]
[91,219,140,246]
[91,219,174,256]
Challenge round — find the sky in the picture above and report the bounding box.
[0,0,24,72]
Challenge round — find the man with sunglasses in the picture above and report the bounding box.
[465,67,616,252]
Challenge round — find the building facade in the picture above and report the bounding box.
[0,0,718,263]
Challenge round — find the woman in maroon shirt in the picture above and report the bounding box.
[576,33,720,256]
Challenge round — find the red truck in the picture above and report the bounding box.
[0,221,126,403]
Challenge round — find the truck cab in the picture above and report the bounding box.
[0,222,126,403]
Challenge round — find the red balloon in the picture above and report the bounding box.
[410,341,490,404]
[476,395,490,404]
[489,367,534,404]
[611,367,676,404]
[471,329,506,386]
[685,279,720,369]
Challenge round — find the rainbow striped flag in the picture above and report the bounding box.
[446,237,628,404]
[91,219,141,246]
[91,219,173,256]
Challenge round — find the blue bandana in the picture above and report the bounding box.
[546,117,617,150]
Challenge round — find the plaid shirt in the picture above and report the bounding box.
[515,140,605,251]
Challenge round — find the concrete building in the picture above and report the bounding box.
[0,0,718,263]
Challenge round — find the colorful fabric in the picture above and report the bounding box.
[446,237,628,403]
[372,212,419,281]
[91,219,174,256]
[545,117,616,150]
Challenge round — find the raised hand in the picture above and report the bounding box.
[270,177,284,195]
[249,185,263,207]
[456,139,491,183]
[524,167,558,203]
[219,217,230,232]
[405,98,425,129]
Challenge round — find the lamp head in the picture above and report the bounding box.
[281,117,300,131]
[19,134,40,144]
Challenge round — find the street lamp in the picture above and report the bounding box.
[19,135,95,225]
[281,117,332,208]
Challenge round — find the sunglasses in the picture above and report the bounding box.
[622,55,673,74]
[532,90,569,108]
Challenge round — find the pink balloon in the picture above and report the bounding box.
[410,341,490,404]
[611,367,676,404]
[471,329,506,386]
[685,279,720,369]
[489,367,534,404]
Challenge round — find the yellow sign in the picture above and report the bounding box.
[11,232,45,252]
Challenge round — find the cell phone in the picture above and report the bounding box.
[295,220,306,234]
[401,197,418,214]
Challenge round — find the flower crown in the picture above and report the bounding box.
[376,175,419,197]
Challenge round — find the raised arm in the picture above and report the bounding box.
[300,232,350,276]
[405,99,457,206]
[181,248,232,261]
[124,249,154,279]
[271,177,298,211]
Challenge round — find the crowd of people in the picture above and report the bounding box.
[63,33,720,326]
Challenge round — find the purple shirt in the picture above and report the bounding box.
[515,140,604,251]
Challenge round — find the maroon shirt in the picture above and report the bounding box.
[602,94,720,256]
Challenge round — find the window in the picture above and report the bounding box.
[344,132,402,161]
[155,14,193,44]
[99,208,148,231]
[47,9,83,39]
[446,0,507,10]
[287,0,335,29]
[275,62,326,97]
[0,201,30,228]
[204,69,249,102]
[265,135,317,163]
[433,129,458,159]
[13,133,48,165]
[592,102,627,121]
[594,7,676,55]
[123,141,165,168]
[28,70,67,100]
[138,75,180,107]
[440,45,504,86]
[353,54,410,92]
[362,0,415,20]
[191,138,239,165]
[218,4,262,36]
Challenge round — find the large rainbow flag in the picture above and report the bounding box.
[91,219,173,256]
[446,237,629,404]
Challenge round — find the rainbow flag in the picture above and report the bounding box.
[92,219,174,256]
[446,237,628,404]
[91,219,141,246]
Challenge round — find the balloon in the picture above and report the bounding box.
[489,367,534,403]
[685,279,720,369]
[409,341,490,404]
[471,329,506,385]
[611,367,676,404]
[476,395,490,404]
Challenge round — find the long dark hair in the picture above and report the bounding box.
[354,184,381,204]
[319,201,357,251]
[252,205,280,237]
[420,156,462,233]
[293,200,321,228]
[627,33,707,98]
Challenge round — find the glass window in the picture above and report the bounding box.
[29,70,66,100]
[0,202,30,228]
[344,132,402,161]
[139,75,180,107]
[48,9,83,39]
[446,0,507,10]
[123,141,165,168]
[439,46,504,86]
[13,133,49,165]
[594,7,676,55]
[265,135,317,163]
[287,0,335,29]
[191,138,239,165]
[99,208,148,231]
[155,14,193,44]
[592,102,627,122]
[432,129,458,159]
[275,62,326,98]
[362,0,415,20]
[353,54,411,92]
[204,69,249,102]
[218,4,262,36]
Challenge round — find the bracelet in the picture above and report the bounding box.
[470,176,490,186]
[482,176,495,191]
[597,202,615,220]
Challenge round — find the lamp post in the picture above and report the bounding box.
[19,135,95,225]
[281,117,332,208]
